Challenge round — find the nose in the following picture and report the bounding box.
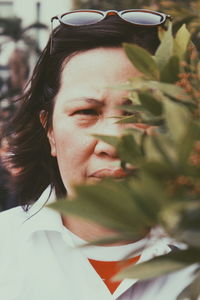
[94,118,120,159]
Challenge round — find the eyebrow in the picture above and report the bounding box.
[66,97,132,107]
[67,97,104,106]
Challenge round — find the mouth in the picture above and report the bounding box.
[88,168,137,180]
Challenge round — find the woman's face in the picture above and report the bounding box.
[48,47,141,196]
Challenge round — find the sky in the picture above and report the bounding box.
[14,0,73,26]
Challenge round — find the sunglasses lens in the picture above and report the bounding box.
[122,11,164,25]
[61,11,104,26]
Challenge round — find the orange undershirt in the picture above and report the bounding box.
[89,256,140,294]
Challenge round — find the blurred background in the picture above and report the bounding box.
[0,0,199,211]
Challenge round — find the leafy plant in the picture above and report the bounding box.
[72,0,200,52]
[49,23,200,299]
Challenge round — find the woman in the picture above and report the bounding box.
[0,9,195,300]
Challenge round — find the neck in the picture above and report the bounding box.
[61,215,130,246]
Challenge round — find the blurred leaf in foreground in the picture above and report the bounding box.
[114,248,200,281]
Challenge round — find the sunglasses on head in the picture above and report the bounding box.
[50,9,172,54]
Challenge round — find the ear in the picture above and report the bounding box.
[47,129,57,157]
[39,110,48,128]
[40,110,57,157]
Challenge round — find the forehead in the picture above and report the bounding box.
[59,47,139,94]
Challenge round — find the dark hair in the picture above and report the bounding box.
[9,15,160,208]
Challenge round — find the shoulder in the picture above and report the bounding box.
[0,186,55,238]
[0,206,25,223]
[0,206,26,244]
[0,207,29,291]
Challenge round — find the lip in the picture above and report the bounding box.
[88,168,132,179]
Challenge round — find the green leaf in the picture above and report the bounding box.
[160,56,180,83]
[144,134,176,165]
[177,121,200,165]
[141,161,177,179]
[116,104,146,113]
[123,43,159,80]
[163,98,191,142]
[92,134,119,148]
[155,23,174,71]
[174,24,191,59]
[117,135,142,164]
[49,180,151,234]
[114,248,200,281]
[119,79,192,103]
[160,201,200,243]
[129,91,140,105]
[115,115,142,124]
[138,91,162,116]
[128,174,167,221]
[149,82,190,102]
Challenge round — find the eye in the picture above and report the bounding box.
[74,109,99,116]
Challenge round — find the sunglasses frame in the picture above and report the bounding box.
[50,9,172,54]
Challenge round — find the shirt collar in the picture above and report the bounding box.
[19,187,173,258]
[20,186,64,240]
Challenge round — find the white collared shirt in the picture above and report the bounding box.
[0,186,197,300]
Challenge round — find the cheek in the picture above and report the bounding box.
[53,125,96,173]
[54,128,96,192]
